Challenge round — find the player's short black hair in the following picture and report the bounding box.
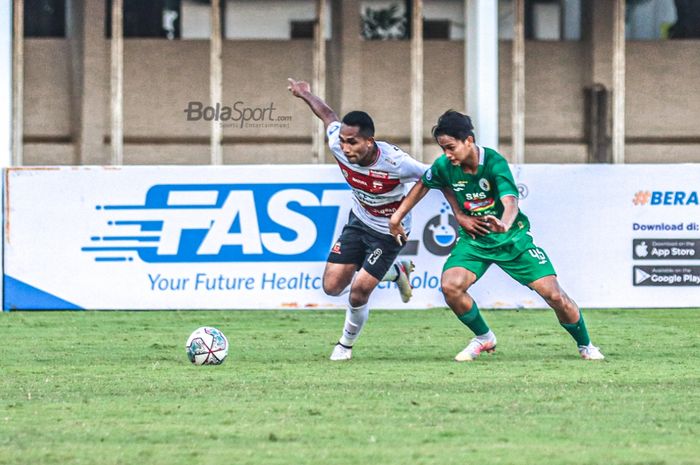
[342,111,375,138]
[432,110,475,143]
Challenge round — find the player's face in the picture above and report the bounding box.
[339,124,374,164]
[437,134,473,166]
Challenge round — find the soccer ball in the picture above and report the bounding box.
[185,327,229,365]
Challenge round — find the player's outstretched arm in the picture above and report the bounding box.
[287,78,339,129]
[390,181,431,245]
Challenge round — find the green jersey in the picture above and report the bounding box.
[421,146,530,250]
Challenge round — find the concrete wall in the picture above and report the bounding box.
[22,38,700,165]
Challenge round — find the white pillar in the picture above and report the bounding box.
[410,0,424,162]
[210,0,223,165]
[0,0,11,167]
[465,0,498,148]
[312,0,327,164]
[0,0,10,311]
[612,0,626,164]
[110,0,124,165]
[511,0,525,164]
[12,0,23,165]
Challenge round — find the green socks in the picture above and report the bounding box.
[457,301,490,336]
[561,312,591,346]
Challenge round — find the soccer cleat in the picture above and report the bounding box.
[395,260,415,303]
[578,344,605,360]
[330,343,352,361]
[454,336,497,362]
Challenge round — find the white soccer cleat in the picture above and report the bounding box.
[395,260,415,303]
[454,336,497,362]
[578,344,605,360]
[330,343,353,361]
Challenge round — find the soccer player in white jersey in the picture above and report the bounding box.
[288,78,442,361]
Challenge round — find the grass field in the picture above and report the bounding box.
[1,308,699,465]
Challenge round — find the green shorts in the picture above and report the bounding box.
[443,234,556,285]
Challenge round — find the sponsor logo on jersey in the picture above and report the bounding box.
[463,192,487,201]
[464,198,495,213]
[82,183,350,263]
[369,170,390,179]
[360,199,404,217]
[331,241,342,254]
[336,161,400,194]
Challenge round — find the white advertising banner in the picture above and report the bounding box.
[3,164,700,310]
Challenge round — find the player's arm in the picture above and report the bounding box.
[484,195,518,233]
[287,78,339,129]
[389,181,431,245]
[438,188,490,239]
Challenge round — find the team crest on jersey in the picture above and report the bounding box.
[331,241,342,254]
[479,178,491,191]
[369,170,389,179]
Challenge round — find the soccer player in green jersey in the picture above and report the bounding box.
[389,111,604,361]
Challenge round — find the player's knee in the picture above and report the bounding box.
[441,280,464,300]
[348,291,369,308]
[545,289,564,306]
[322,279,343,296]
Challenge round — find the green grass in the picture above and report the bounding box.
[1,308,699,465]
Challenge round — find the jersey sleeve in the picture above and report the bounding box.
[326,121,343,160]
[491,155,519,198]
[421,157,448,189]
[398,154,429,182]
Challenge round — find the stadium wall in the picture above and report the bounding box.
[3,165,699,311]
[21,39,700,166]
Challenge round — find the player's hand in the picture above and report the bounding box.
[483,215,508,233]
[287,78,310,97]
[389,218,408,246]
[455,213,491,239]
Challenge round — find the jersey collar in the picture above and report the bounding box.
[476,144,485,165]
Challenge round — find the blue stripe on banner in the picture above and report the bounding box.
[3,275,83,311]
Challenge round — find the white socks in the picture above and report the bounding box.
[338,303,369,347]
[476,329,496,343]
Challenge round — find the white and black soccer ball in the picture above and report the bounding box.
[185,327,229,365]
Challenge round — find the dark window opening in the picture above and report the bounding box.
[106,0,182,39]
[24,0,66,37]
[291,20,315,39]
[423,20,450,40]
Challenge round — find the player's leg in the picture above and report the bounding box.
[323,222,366,297]
[500,243,604,360]
[322,262,357,296]
[325,223,370,360]
[528,276,604,360]
[330,268,381,361]
[441,247,497,361]
[331,232,402,361]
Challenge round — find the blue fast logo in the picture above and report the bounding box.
[82,184,350,262]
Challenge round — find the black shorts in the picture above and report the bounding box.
[327,212,404,280]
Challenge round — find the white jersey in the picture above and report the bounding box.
[327,121,428,236]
